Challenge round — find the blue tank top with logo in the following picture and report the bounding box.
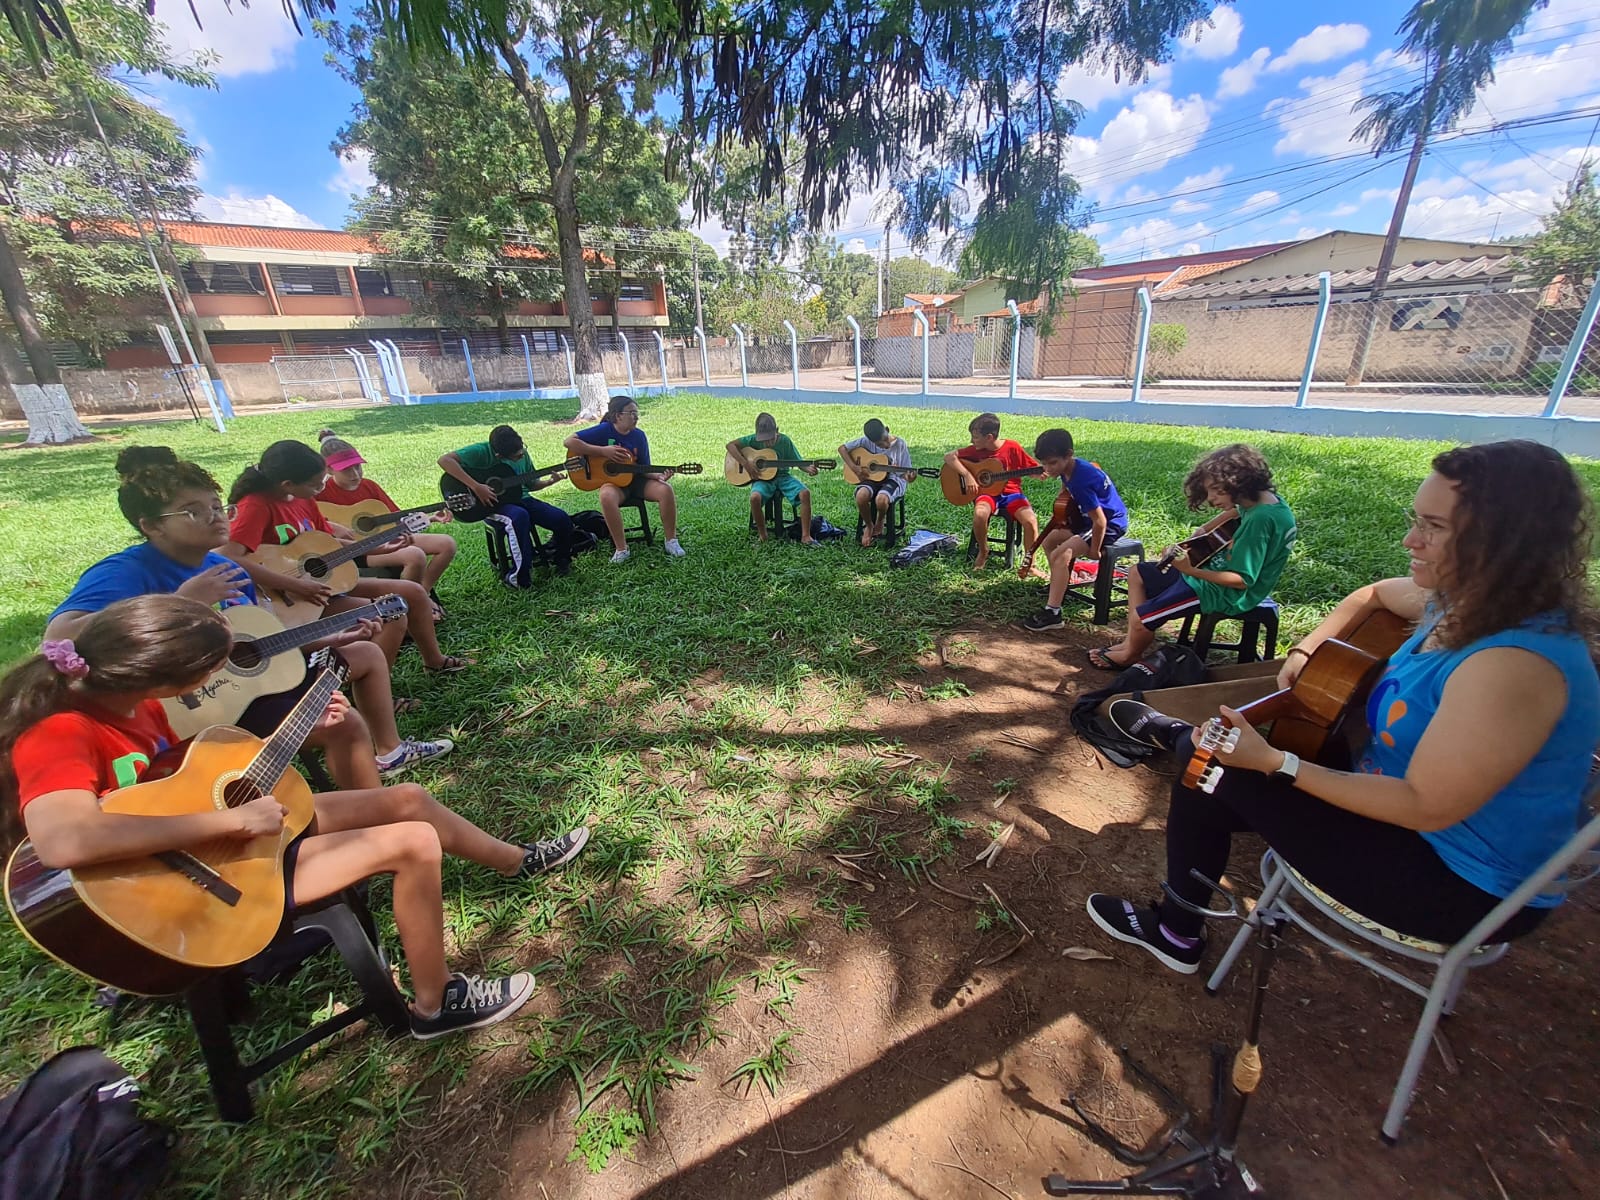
[1358,612,1599,906]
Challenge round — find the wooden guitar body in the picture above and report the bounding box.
[722,448,837,486]
[316,497,398,533]
[939,458,1043,506]
[162,606,305,738]
[4,727,316,995]
[246,532,357,624]
[842,448,893,485]
[570,453,704,492]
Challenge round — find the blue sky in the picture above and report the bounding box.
[146,0,1600,265]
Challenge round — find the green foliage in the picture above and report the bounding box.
[1144,323,1189,383]
[726,1031,795,1097]
[1521,164,1600,290]
[569,1106,646,1173]
[0,0,210,359]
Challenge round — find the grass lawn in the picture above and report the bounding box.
[0,393,1591,1196]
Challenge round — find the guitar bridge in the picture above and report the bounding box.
[153,851,242,907]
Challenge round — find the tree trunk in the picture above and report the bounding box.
[0,220,92,444]
[553,181,608,420]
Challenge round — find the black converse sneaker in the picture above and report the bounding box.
[1105,699,1192,753]
[1085,894,1203,975]
[410,971,535,1039]
[1021,607,1065,632]
[517,826,590,878]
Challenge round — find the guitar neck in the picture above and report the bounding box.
[503,462,571,490]
[248,602,383,660]
[241,670,341,795]
[312,525,404,570]
[382,501,447,522]
[990,466,1044,483]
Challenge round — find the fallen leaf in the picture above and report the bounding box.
[1061,947,1114,962]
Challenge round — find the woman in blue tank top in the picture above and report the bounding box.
[1084,440,1599,976]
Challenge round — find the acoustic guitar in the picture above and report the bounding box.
[437,457,585,524]
[840,447,941,486]
[318,493,473,533]
[569,451,705,492]
[161,594,407,739]
[1159,517,1242,570]
[723,448,838,486]
[1182,609,1412,793]
[4,660,341,996]
[244,516,425,625]
[939,458,1045,506]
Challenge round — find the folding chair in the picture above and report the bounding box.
[1204,791,1600,1141]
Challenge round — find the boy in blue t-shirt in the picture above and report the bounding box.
[1022,428,1130,632]
[563,394,685,563]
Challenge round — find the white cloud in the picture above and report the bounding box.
[1090,216,1214,259]
[1172,197,1212,215]
[1294,225,1332,240]
[844,237,869,256]
[1180,7,1243,60]
[1455,39,1600,133]
[1241,189,1280,212]
[327,149,375,196]
[1400,144,1595,241]
[1267,24,1370,74]
[1329,202,1361,217]
[155,0,301,78]
[1217,47,1270,100]
[196,191,319,228]
[1068,91,1211,197]
[1058,60,1173,112]
[1267,54,1397,156]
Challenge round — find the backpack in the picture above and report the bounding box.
[889,529,961,568]
[567,511,607,554]
[1069,644,1207,768]
[783,515,846,542]
[0,1046,174,1200]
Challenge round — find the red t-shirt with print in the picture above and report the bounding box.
[229,493,331,551]
[11,701,178,812]
[958,439,1038,497]
[313,477,396,512]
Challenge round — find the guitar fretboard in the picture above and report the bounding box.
[246,602,382,660]
[240,670,341,797]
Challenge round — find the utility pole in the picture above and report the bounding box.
[885,225,893,306]
[692,241,705,333]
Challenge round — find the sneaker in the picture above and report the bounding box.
[1021,607,1064,632]
[610,549,631,564]
[1105,699,1192,753]
[410,971,535,1040]
[1085,894,1203,975]
[554,559,572,577]
[376,736,456,778]
[517,826,590,878]
[503,567,522,588]
[664,538,686,557]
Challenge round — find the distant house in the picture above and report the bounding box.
[875,292,968,338]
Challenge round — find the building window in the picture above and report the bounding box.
[354,268,394,297]
[618,279,650,301]
[181,261,266,296]
[269,265,348,296]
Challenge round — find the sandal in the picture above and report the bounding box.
[1086,647,1130,671]
[393,696,423,715]
[429,654,475,674]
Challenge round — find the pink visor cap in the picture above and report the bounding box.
[325,450,365,471]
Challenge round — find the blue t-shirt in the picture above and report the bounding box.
[575,420,650,465]
[51,542,258,622]
[1064,460,1128,533]
[1358,614,1600,906]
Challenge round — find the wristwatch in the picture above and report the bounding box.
[1273,751,1301,781]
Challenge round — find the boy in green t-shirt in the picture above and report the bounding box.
[438,424,576,584]
[726,412,820,545]
[1088,443,1296,669]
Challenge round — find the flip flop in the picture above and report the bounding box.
[429,655,476,674]
[1086,647,1130,671]
[393,696,423,715]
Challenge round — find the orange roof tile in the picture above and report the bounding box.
[1155,258,1259,291]
[905,292,962,306]
[977,297,1043,319]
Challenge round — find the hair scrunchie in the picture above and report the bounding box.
[40,639,90,680]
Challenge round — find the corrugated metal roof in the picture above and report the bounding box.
[1160,256,1524,301]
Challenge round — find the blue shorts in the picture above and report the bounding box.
[752,473,809,503]
[976,492,1030,519]
[1134,561,1201,629]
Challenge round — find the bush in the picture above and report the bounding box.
[1144,323,1188,384]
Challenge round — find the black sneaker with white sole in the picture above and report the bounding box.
[1105,699,1192,753]
[1085,893,1203,975]
[1021,607,1065,632]
[518,826,590,878]
[410,971,535,1039]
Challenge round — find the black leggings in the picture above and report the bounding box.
[1158,746,1549,944]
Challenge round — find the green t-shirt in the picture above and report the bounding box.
[1188,497,1297,616]
[736,432,801,475]
[455,441,533,497]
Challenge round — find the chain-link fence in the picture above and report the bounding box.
[270,354,373,403]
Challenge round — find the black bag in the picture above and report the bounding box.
[783,516,846,541]
[0,1046,174,1200]
[888,529,961,567]
[1069,644,1207,768]
[568,511,607,554]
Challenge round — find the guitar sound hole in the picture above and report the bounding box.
[304,557,329,579]
[222,778,263,809]
[355,515,377,533]
[229,641,264,671]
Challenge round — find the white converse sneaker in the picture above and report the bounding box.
[664,538,686,557]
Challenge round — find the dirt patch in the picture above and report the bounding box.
[374,621,1600,1200]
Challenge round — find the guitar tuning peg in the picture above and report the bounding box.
[1198,765,1222,794]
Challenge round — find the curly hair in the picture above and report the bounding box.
[0,596,232,849]
[1429,440,1598,650]
[114,445,178,481]
[117,461,224,533]
[1183,443,1274,510]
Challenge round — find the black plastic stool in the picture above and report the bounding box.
[185,887,411,1123]
[1062,535,1146,625]
[854,490,908,549]
[622,498,654,546]
[483,517,548,585]
[749,491,801,539]
[1177,598,1281,664]
[967,512,1024,568]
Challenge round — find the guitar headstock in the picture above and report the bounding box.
[675,463,705,476]
[374,593,409,622]
[815,459,838,471]
[1181,718,1240,793]
[445,492,476,512]
[307,647,353,687]
[563,456,585,472]
[399,513,430,534]
[916,467,943,479]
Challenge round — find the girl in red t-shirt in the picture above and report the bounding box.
[1,594,588,1037]
[314,431,457,621]
[222,440,471,673]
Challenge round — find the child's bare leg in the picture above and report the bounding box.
[798,489,814,543]
[751,491,768,541]
[971,501,994,570]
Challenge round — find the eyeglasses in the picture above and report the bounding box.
[158,503,237,524]
[1403,507,1448,544]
